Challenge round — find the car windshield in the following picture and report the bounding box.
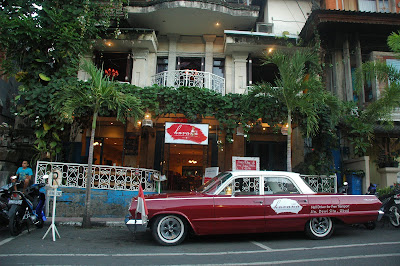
[196,172,232,194]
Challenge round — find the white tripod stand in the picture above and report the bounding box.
[43,170,62,241]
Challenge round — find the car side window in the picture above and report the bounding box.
[219,176,260,195]
[264,176,300,195]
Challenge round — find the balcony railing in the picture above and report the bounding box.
[152,70,225,95]
[35,161,160,192]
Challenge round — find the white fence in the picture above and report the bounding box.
[301,174,337,193]
[35,161,160,192]
[152,70,225,95]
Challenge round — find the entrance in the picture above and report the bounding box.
[167,144,204,191]
[246,141,286,171]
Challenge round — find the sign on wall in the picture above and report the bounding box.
[165,122,209,145]
[232,156,260,171]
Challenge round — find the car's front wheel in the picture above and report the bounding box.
[152,215,187,246]
[305,217,334,240]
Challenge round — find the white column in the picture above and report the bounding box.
[131,49,149,88]
[203,35,216,73]
[232,53,249,94]
[167,34,180,87]
[225,56,234,94]
[203,35,216,90]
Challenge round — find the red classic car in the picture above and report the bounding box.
[125,171,383,245]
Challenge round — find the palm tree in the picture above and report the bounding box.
[348,32,400,157]
[55,59,143,227]
[249,48,334,171]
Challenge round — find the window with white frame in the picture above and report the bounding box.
[358,0,391,13]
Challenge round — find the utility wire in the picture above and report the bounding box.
[283,0,302,31]
[295,0,307,20]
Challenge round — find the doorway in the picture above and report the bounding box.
[246,141,286,171]
[177,57,204,71]
[168,144,204,191]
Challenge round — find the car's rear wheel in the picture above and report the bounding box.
[152,215,187,246]
[305,217,334,240]
[388,205,400,228]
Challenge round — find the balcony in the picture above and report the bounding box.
[124,0,260,36]
[152,70,225,95]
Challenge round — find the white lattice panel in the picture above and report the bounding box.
[35,161,160,192]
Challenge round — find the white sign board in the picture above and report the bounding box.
[232,156,260,171]
[165,122,209,145]
[203,167,219,184]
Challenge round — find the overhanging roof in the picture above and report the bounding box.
[300,9,400,42]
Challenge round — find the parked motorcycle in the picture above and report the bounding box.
[0,182,15,226]
[338,181,348,194]
[8,178,47,236]
[378,190,400,228]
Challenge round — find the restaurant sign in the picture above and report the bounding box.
[232,156,260,171]
[165,122,209,145]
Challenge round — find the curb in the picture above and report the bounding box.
[44,218,126,228]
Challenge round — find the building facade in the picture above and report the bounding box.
[300,0,400,190]
[72,0,400,192]
[72,0,313,191]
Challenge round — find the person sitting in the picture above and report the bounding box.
[11,160,33,193]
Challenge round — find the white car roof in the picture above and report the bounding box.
[222,171,316,194]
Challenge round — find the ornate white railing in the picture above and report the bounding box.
[301,174,337,193]
[152,70,225,95]
[35,161,160,192]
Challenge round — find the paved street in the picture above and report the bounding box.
[0,220,399,265]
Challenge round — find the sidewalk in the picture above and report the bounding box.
[45,216,126,227]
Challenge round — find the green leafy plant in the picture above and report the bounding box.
[343,32,400,157]
[0,0,127,160]
[53,60,143,228]
[248,43,338,171]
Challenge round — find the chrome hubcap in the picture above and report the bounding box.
[159,217,182,240]
[311,217,330,235]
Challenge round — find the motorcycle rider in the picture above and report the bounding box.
[11,160,33,194]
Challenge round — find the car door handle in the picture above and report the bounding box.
[253,200,263,204]
[297,199,308,203]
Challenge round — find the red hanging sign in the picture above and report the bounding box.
[165,122,209,145]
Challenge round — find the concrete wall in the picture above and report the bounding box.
[268,0,311,36]
[47,187,156,218]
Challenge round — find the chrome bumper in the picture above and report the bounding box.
[125,216,148,233]
[377,210,385,221]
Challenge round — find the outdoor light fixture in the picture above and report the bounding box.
[188,160,198,164]
[142,112,153,127]
[281,124,289,135]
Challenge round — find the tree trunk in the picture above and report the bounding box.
[287,111,292,172]
[82,111,98,228]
